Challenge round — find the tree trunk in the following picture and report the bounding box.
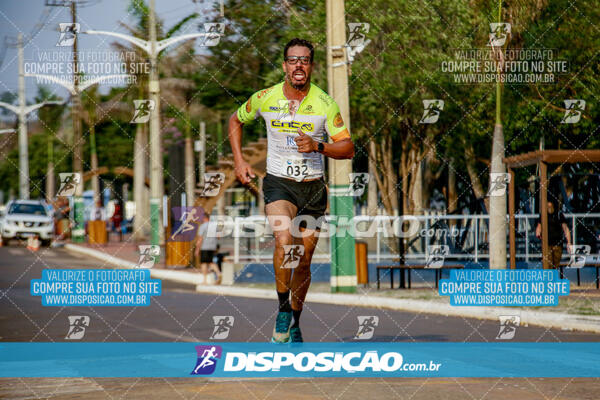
[411,159,424,215]
[464,143,488,211]
[133,123,148,241]
[184,136,195,207]
[380,134,398,214]
[46,161,54,204]
[90,123,99,204]
[489,123,507,269]
[447,157,457,231]
[367,140,378,215]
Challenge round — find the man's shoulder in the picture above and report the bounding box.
[254,82,283,101]
[309,83,336,108]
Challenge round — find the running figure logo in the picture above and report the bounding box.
[57,173,81,197]
[191,345,222,375]
[137,245,160,268]
[201,23,225,46]
[567,245,590,268]
[201,173,225,197]
[354,316,379,340]
[65,316,90,340]
[276,99,300,122]
[131,100,155,124]
[209,316,234,340]
[346,23,371,63]
[347,173,370,197]
[281,245,304,269]
[487,172,510,197]
[487,23,511,47]
[56,23,79,47]
[170,207,202,241]
[419,100,444,124]
[426,245,449,269]
[496,315,520,340]
[561,100,585,124]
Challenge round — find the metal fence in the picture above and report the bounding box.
[217,213,600,264]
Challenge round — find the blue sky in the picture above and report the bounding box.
[0,0,217,103]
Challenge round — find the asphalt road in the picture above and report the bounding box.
[1,243,599,399]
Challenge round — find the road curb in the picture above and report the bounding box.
[65,243,600,333]
[63,243,207,285]
[192,285,600,333]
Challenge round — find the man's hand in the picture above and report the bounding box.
[234,160,255,184]
[294,128,317,153]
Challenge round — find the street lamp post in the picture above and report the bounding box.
[0,37,62,201]
[23,73,125,240]
[83,3,212,245]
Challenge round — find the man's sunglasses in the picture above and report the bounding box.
[285,56,311,65]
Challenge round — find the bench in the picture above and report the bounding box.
[558,262,600,289]
[376,264,464,290]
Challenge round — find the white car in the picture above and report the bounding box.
[1,200,54,245]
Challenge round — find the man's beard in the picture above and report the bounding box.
[288,70,310,90]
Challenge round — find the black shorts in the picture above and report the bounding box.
[200,250,215,263]
[263,173,328,220]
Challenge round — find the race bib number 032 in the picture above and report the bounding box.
[282,158,310,182]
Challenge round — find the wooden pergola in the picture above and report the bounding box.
[504,149,600,269]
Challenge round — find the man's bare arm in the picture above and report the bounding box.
[562,223,572,251]
[317,138,354,159]
[228,112,255,184]
[295,128,354,159]
[194,236,204,258]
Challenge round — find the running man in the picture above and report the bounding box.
[229,38,355,343]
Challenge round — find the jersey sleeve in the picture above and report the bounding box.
[237,90,265,124]
[326,100,351,142]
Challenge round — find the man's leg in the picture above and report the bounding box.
[287,225,320,343]
[201,262,209,283]
[266,200,298,293]
[290,226,319,311]
[266,200,298,343]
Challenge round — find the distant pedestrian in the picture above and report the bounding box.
[535,201,572,269]
[194,215,221,285]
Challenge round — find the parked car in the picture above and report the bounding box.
[0,200,54,246]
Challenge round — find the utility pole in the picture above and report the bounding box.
[489,0,507,269]
[17,34,28,199]
[148,0,163,245]
[326,0,356,293]
[198,121,206,191]
[70,1,85,242]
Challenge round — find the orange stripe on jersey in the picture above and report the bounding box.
[331,128,350,142]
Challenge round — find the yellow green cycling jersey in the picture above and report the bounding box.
[237,82,350,181]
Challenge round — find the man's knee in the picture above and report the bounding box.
[274,232,294,249]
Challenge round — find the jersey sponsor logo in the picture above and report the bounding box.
[245,99,252,113]
[270,120,314,132]
[303,104,314,114]
[257,87,272,99]
[333,112,344,128]
[319,93,332,106]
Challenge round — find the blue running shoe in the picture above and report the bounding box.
[271,311,292,343]
[290,326,303,343]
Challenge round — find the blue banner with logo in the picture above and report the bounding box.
[439,269,569,306]
[1,342,599,377]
